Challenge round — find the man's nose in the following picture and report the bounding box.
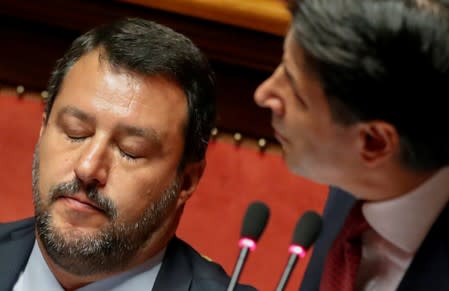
[74,137,110,187]
[254,66,285,116]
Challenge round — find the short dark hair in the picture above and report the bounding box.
[288,0,449,171]
[45,18,216,169]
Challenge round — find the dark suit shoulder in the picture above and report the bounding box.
[174,238,257,291]
[0,217,35,291]
[154,237,257,291]
[0,217,35,241]
[397,203,449,290]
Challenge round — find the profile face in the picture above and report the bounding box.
[254,30,359,186]
[33,49,189,275]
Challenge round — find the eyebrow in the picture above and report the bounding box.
[117,124,161,145]
[57,106,95,124]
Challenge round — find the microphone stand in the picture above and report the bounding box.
[276,253,299,291]
[227,246,250,291]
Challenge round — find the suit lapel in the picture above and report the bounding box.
[152,237,192,291]
[0,218,35,291]
[300,188,356,291]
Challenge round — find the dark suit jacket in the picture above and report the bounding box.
[300,187,449,291]
[0,218,256,291]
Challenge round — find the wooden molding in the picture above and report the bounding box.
[120,0,291,36]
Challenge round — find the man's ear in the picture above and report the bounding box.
[176,160,206,208]
[39,113,48,138]
[357,121,399,168]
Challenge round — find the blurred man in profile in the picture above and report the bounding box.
[255,0,449,290]
[0,18,255,291]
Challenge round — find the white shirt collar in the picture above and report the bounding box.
[362,167,449,253]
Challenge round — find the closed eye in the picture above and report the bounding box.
[118,148,139,162]
[65,134,88,143]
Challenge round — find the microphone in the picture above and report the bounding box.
[275,211,322,291]
[227,201,270,291]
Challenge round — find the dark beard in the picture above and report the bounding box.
[32,146,179,276]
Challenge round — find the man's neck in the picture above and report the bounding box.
[343,165,438,202]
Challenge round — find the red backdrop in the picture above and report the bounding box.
[0,95,327,291]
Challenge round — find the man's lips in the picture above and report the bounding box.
[59,195,104,213]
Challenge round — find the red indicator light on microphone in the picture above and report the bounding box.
[288,244,306,258]
[238,238,256,251]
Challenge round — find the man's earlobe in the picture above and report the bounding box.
[176,160,206,207]
[358,121,399,167]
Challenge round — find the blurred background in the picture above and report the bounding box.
[0,1,327,290]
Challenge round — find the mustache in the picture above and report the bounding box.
[48,178,117,219]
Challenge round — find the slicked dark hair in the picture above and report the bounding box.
[288,0,449,171]
[45,18,216,170]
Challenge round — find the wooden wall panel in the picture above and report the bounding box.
[0,0,285,140]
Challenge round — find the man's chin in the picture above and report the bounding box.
[55,226,102,242]
[284,154,301,174]
[284,159,315,181]
[36,212,106,250]
[37,224,137,276]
